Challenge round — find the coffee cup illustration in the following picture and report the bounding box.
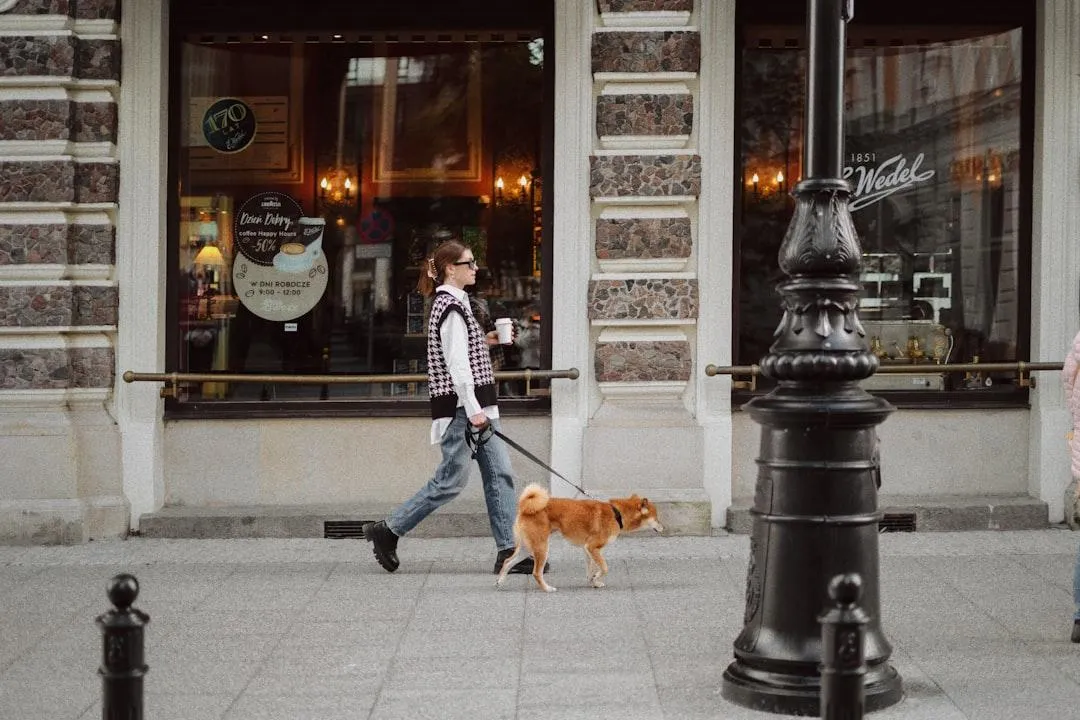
[273,241,310,273]
[272,217,325,273]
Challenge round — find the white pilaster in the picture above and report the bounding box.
[113,0,168,528]
[1030,0,1080,522]
[695,0,737,526]
[549,0,595,498]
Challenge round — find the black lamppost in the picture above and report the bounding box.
[720,0,903,714]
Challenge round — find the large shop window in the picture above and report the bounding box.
[168,3,552,416]
[736,7,1033,402]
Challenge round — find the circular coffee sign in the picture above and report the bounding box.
[233,251,329,322]
[202,97,257,154]
[234,192,303,267]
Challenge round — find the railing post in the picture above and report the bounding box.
[820,573,868,720]
[96,573,149,720]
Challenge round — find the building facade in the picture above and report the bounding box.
[2,0,1078,543]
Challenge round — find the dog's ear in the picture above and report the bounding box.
[640,499,650,512]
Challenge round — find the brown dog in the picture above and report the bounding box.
[495,483,664,592]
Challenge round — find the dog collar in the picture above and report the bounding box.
[610,504,623,529]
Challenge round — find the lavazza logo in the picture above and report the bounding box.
[843,153,935,212]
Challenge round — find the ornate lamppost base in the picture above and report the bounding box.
[722,661,902,715]
[719,0,903,715]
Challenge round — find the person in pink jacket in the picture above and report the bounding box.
[1063,329,1080,642]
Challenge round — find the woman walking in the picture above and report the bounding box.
[362,240,541,576]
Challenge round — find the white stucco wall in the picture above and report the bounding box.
[731,409,1034,501]
[1030,0,1080,522]
[162,416,552,506]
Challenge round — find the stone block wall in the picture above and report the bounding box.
[583,0,704,496]
[0,0,124,543]
[589,2,699,391]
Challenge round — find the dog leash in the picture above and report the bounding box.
[467,421,611,509]
[467,422,587,495]
[466,423,626,528]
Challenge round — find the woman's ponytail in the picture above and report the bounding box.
[416,256,438,296]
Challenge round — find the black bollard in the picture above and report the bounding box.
[95,573,150,720]
[820,574,867,720]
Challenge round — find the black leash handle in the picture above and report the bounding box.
[467,422,593,499]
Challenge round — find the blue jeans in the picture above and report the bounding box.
[386,409,517,550]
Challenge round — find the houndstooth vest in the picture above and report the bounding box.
[427,290,497,419]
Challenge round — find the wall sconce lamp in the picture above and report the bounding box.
[319,168,354,206]
[746,170,791,201]
[495,174,530,207]
[493,171,533,208]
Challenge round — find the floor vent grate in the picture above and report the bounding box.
[324,520,373,539]
[879,513,917,533]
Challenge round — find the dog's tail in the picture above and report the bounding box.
[518,483,550,515]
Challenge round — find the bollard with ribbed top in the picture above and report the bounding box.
[820,574,868,720]
[96,573,149,720]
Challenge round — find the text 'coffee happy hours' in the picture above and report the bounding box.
[234,192,303,267]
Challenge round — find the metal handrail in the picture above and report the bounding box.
[123,368,580,399]
[704,361,1062,391]
[705,361,1061,376]
[123,368,578,384]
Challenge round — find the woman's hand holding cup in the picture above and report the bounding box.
[495,318,514,344]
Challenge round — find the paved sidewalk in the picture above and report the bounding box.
[1,529,1078,720]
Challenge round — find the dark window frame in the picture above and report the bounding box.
[164,0,556,420]
[732,0,1036,410]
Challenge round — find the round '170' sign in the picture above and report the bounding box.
[202,97,257,154]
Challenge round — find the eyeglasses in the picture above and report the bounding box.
[452,259,478,269]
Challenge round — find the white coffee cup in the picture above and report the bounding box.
[495,318,514,344]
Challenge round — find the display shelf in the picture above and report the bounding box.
[912,271,952,322]
[913,271,951,294]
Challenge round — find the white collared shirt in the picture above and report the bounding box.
[430,284,499,444]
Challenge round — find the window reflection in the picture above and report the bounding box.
[175,36,547,404]
[738,27,1025,391]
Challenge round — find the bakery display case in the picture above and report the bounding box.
[858,250,957,391]
[862,320,952,391]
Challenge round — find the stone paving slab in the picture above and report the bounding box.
[0,530,1078,719]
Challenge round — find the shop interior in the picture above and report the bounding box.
[737,25,1025,393]
[175,35,547,403]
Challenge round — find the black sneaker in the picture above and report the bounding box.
[494,548,549,575]
[1072,620,1080,643]
[362,521,399,573]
